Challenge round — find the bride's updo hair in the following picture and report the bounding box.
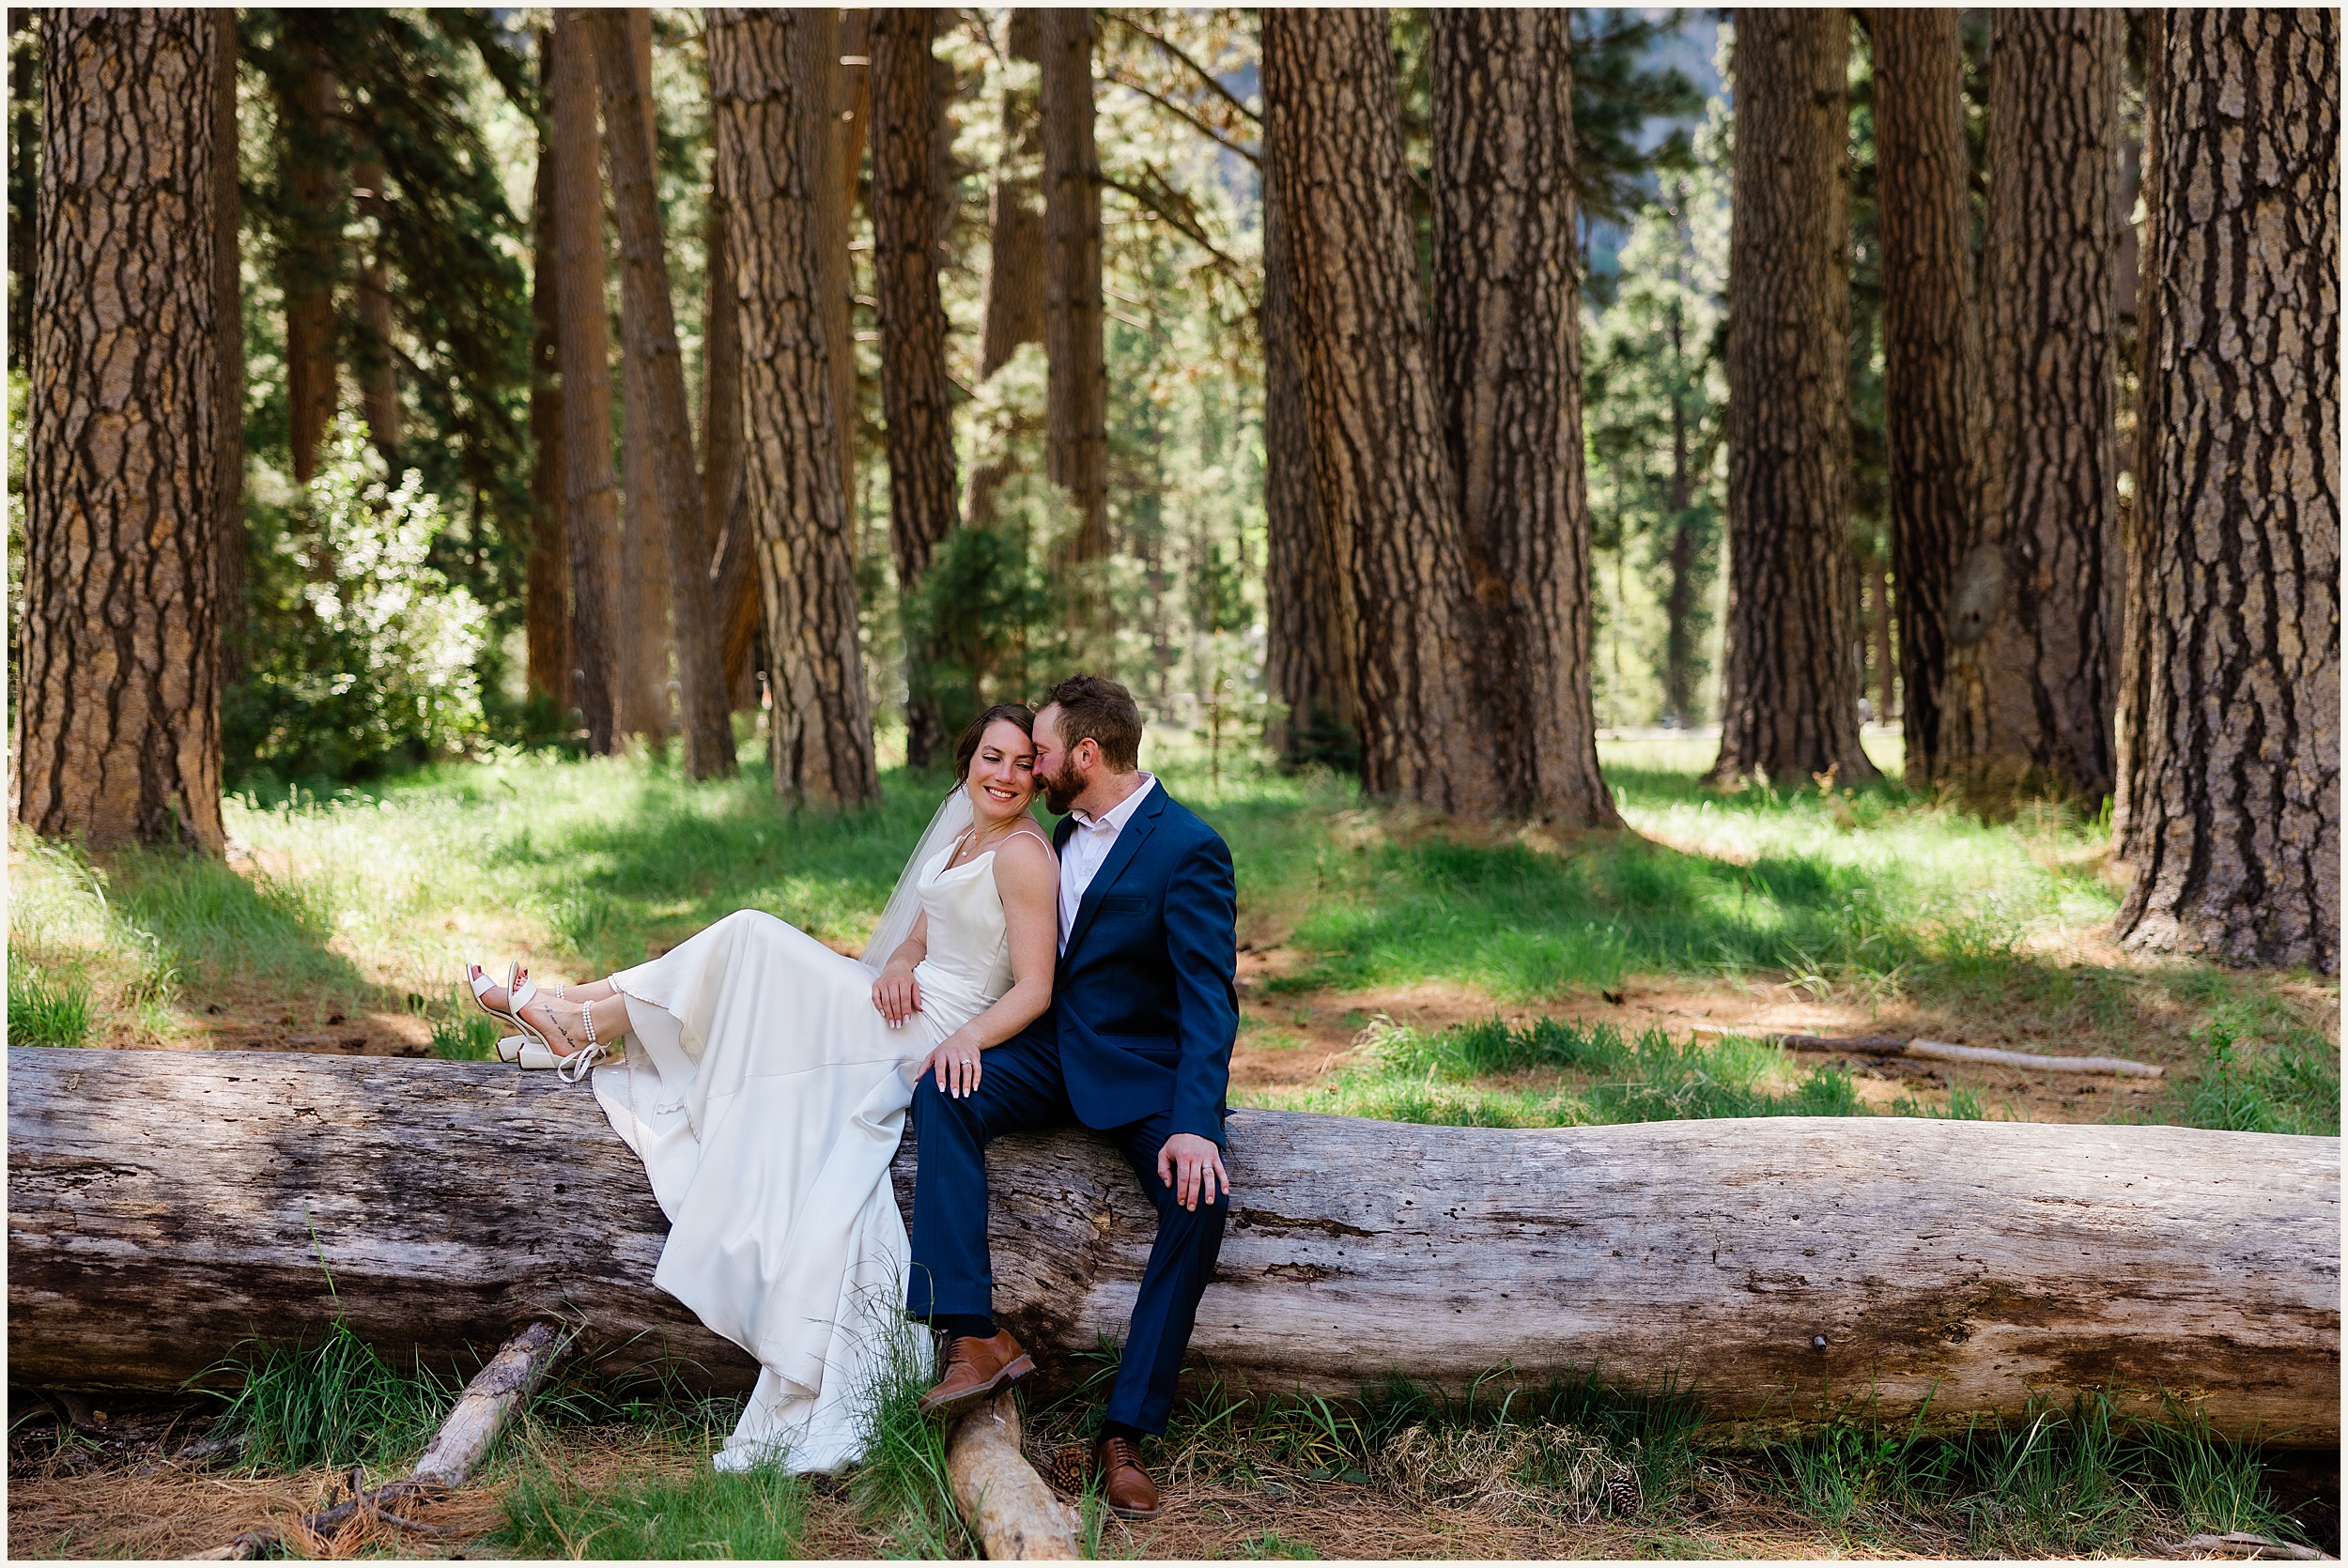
[953,703,1037,782]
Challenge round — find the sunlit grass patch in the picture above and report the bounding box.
[1242,1016,1868,1129]
[8,830,187,1044]
[498,1453,812,1560]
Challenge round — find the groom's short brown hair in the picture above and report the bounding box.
[1042,674,1143,772]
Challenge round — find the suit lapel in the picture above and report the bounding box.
[1063,784,1165,959]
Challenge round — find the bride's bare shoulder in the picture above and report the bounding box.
[992,827,1058,887]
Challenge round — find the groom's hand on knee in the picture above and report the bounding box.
[1156,1132,1228,1211]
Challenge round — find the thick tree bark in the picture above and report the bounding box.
[1040,7,1108,565]
[2112,10,2339,974]
[871,8,961,769]
[711,8,879,808]
[211,9,246,685]
[278,35,337,488]
[8,1049,2338,1447]
[594,7,736,780]
[526,66,573,712]
[1709,9,1877,788]
[1259,162,1353,765]
[1868,8,1976,787]
[549,11,622,754]
[966,8,1045,533]
[796,8,856,514]
[1430,10,1617,827]
[703,139,753,712]
[610,11,671,746]
[17,8,223,853]
[1262,10,1498,814]
[1944,9,2124,802]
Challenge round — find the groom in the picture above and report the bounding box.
[906,673,1237,1520]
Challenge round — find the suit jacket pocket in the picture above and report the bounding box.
[1099,894,1150,914]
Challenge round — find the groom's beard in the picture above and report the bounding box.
[1041,757,1086,816]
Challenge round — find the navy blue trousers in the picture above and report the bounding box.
[905,1033,1228,1434]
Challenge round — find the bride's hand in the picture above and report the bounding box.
[917,1027,985,1099]
[872,963,922,1027]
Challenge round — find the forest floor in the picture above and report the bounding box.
[8,730,2339,1558]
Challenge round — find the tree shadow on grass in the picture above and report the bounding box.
[105,845,381,1023]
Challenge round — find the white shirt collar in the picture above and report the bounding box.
[1070,773,1155,834]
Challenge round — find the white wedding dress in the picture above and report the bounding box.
[589,822,1022,1473]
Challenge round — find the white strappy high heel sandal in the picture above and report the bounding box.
[468,964,600,1081]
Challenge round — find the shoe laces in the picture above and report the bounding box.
[1101,1436,1147,1474]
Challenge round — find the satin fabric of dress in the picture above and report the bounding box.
[591,839,1016,1472]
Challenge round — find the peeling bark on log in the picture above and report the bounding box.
[7,1049,2336,1445]
[948,1391,1080,1560]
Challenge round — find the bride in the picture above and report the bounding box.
[466,703,1058,1473]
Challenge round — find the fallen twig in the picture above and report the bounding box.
[1769,1033,2164,1078]
[2148,1530,2331,1560]
[193,1321,571,1560]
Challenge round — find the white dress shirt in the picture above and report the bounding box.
[1058,773,1156,951]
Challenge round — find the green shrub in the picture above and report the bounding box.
[224,426,487,783]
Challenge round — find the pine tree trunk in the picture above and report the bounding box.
[1944,9,2124,802]
[837,8,870,510]
[703,146,753,712]
[593,8,734,779]
[1259,161,1353,765]
[17,8,223,852]
[1709,8,1877,788]
[1869,7,1976,787]
[1661,299,1699,726]
[967,8,1044,532]
[796,8,856,515]
[279,36,337,487]
[711,8,878,808]
[2112,9,2340,974]
[351,149,399,467]
[212,8,246,685]
[871,8,960,769]
[525,88,571,713]
[1430,9,1616,827]
[608,11,671,745]
[1040,7,1107,565]
[1261,9,1498,815]
[549,9,621,754]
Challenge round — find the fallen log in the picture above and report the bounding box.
[947,1392,1080,1560]
[8,1048,2337,1444]
[1768,1032,2165,1077]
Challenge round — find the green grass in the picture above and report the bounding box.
[1246,1015,1869,1128]
[8,964,93,1047]
[498,1457,813,1560]
[848,1311,974,1558]
[204,1317,452,1473]
[8,734,2333,1137]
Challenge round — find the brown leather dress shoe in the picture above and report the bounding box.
[917,1329,1035,1420]
[1095,1435,1165,1520]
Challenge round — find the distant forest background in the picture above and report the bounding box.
[7,8,1939,774]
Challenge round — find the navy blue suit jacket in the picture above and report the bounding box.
[1030,781,1238,1145]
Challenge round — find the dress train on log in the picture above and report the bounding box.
[592,849,1015,1472]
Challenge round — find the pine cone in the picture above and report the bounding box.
[1046,1445,1091,1498]
[1602,1470,1642,1516]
